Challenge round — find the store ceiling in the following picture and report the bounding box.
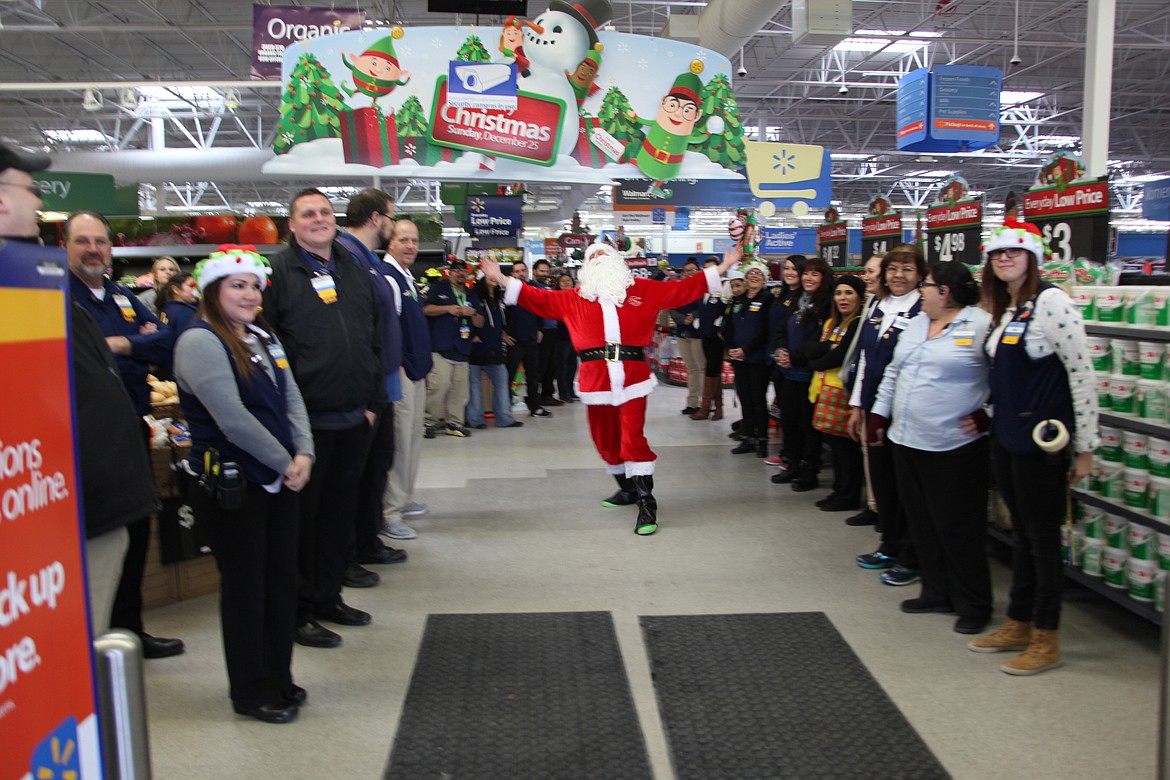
[0,0,1167,230]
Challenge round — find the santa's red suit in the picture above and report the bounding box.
[503,266,721,476]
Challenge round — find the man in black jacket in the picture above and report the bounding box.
[263,188,386,649]
[0,142,159,638]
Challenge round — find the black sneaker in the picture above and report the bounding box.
[423,425,436,439]
[880,565,922,586]
[445,423,470,437]
[856,550,895,569]
[845,508,878,527]
[530,408,552,418]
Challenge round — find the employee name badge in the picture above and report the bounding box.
[749,301,763,313]
[268,343,290,369]
[1002,321,1026,345]
[952,329,975,347]
[460,324,471,339]
[113,294,136,321]
[892,314,912,330]
[311,274,337,304]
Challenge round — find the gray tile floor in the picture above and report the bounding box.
[141,386,1162,779]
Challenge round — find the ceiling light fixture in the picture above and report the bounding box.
[82,88,102,111]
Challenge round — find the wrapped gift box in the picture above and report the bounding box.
[571,116,607,169]
[340,106,400,167]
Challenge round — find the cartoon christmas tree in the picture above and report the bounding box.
[598,86,644,161]
[274,53,347,155]
[395,94,429,159]
[457,35,491,63]
[690,73,745,170]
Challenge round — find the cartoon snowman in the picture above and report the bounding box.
[522,0,612,160]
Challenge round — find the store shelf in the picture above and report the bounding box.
[112,244,285,259]
[1085,323,1170,341]
[1098,412,1170,439]
[986,523,1162,624]
[1070,489,1170,535]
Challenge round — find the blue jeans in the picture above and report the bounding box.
[467,363,515,427]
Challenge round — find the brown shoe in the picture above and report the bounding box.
[967,619,1031,653]
[1000,628,1063,675]
[710,380,724,421]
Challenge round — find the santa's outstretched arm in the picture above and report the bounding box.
[480,258,566,320]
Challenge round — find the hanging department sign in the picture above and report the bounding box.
[250,5,364,81]
[925,177,982,264]
[817,208,849,268]
[466,195,523,237]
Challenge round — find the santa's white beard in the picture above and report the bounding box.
[578,253,633,306]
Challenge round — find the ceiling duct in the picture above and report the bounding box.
[661,15,701,45]
[791,0,853,46]
[47,148,274,185]
[693,0,784,58]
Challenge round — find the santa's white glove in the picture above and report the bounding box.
[705,115,725,135]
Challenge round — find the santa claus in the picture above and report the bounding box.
[481,242,741,535]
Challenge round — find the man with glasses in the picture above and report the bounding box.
[630,71,714,198]
[65,210,185,659]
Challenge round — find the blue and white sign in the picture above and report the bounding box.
[760,227,817,255]
[466,195,523,237]
[897,65,1001,153]
[446,60,518,111]
[672,206,691,232]
[651,207,667,224]
[1143,177,1170,220]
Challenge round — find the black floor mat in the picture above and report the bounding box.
[640,612,951,780]
[384,611,652,780]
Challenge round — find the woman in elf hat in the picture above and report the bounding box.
[967,219,1099,675]
[173,245,316,723]
[723,260,775,458]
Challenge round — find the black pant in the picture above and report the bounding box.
[732,361,770,441]
[867,418,916,567]
[993,439,1069,630]
[506,340,541,410]
[109,516,149,633]
[355,407,394,558]
[700,337,724,378]
[297,421,372,622]
[778,377,820,467]
[195,482,298,707]
[538,327,559,399]
[555,339,578,399]
[826,434,863,503]
[892,438,992,619]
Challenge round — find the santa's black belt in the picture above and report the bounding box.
[578,343,645,363]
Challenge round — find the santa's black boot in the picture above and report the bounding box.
[602,474,637,507]
[632,476,658,535]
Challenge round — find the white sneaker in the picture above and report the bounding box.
[402,502,429,518]
[383,520,418,540]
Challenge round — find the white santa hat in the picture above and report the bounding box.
[981,218,1053,263]
[193,244,272,294]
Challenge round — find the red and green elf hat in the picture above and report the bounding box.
[667,71,703,104]
[359,35,400,68]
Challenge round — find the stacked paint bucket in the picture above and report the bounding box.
[1086,334,1169,420]
[1074,285,1170,330]
[1074,505,1168,610]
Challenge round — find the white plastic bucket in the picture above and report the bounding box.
[1122,430,1149,469]
[1104,546,1131,588]
[1111,374,1138,414]
[1148,436,1170,477]
[1139,342,1165,379]
[1096,287,1125,323]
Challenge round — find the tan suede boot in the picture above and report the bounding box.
[966,619,1032,653]
[1000,628,1063,675]
[690,377,714,420]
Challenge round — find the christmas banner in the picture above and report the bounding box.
[1,244,102,779]
[262,2,756,191]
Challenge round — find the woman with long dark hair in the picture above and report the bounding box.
[174,246,315,724]
[467,272,523,429]
[968,220,1098,675]
[157,272,198,332]
[691,256,727,420]
[765,255,806,465]
[771,255,833,489]
[868,261,993,635]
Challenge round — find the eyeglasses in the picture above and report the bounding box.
[0,180,42,197]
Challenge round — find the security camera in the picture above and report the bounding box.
[838,84,849,95]
[737,66,748,78]
[1009,54,1022,66]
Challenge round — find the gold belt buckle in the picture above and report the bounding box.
[604,341,621,362]
[653,147,670,164]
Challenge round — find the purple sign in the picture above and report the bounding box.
[251,4,365,81]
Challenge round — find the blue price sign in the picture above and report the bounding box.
[651,208,666,224]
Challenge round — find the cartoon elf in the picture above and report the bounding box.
[566,44,603,110]
[499,16,540,78]
[626,68,721,199]
[341,36,412,108]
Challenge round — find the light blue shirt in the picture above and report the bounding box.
[871,305,992,452]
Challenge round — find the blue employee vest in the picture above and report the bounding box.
[856,297,922,410]
[987,282,1075,455]
[180,322,295,485]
